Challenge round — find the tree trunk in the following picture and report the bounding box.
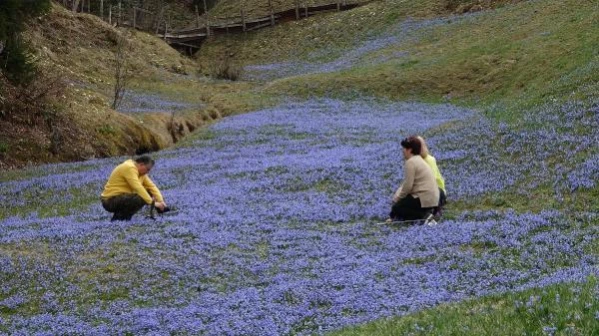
[203,0,210,36]
[72,0,81,12]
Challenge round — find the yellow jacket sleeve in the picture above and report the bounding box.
[142,175,164,203]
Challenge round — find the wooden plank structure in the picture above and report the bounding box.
[58,0,369,53]
[161,0,368,52]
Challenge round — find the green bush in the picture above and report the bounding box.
[0,0,51,84]
[0,141,9,154]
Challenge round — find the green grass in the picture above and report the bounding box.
[199,0,523,66]
[196,0,598,129]
[0,163,101,183]
[196,0,449,67]
[0,183,99,220]
[329,277,599,336]
[256,0,598,119]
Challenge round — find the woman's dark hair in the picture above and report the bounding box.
[135,155,155,166]
[400,136,422,155]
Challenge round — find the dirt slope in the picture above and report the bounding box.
[1,3,245,169]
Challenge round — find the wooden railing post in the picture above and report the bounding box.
[203,0,211,37]
[337,1,341,11]
[195,5,200,28]
[164,15,168,41]
[155,6,164,34]
[295,0,300,20]
[304,1,308,18]
[100,0,104,20]
[268,0,275,26]
[241,8,246,32]
[117,1,122,26]
[108,5,112,25]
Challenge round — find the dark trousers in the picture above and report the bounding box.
[101,194,147,221]
[390,194,434,221]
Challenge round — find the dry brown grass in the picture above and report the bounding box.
[196,0,528,68]
[1,3,248,168]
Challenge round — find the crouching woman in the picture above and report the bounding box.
[388,136,439,222]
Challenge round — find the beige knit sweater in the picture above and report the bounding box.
[394,155,439,208]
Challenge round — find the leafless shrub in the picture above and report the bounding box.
[0,69,65,123]
[0,68,67,154]
[208,52,242,81]
[111,32,130,110]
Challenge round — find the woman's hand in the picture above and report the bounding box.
[154,201,167,211]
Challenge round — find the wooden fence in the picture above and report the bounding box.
[58,0,371,51]
[163,0,369,52]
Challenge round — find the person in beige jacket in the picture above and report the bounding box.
[387,136,439,222]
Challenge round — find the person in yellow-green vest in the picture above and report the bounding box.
[417,136,446,217]
[101,156,167,221]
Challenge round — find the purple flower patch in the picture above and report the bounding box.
[0,99,597,334]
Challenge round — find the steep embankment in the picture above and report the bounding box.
[206,0,522,21]
[0,3,260,169]
[197,0,597,119]
[266,0,598,117]
[196,0,525,68]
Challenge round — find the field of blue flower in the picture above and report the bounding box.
[1,0,598,333]
[1,95,597,334]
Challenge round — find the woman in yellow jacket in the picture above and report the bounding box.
[417,136,446,217]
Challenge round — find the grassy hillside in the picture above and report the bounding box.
[197,0,526,66]
[266,0,598,118]
[198,0,597,118]
[206,0,522,21]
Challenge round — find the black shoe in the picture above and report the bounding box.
[156,206,171,214]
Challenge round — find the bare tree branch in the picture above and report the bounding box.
[112,33,130,110]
